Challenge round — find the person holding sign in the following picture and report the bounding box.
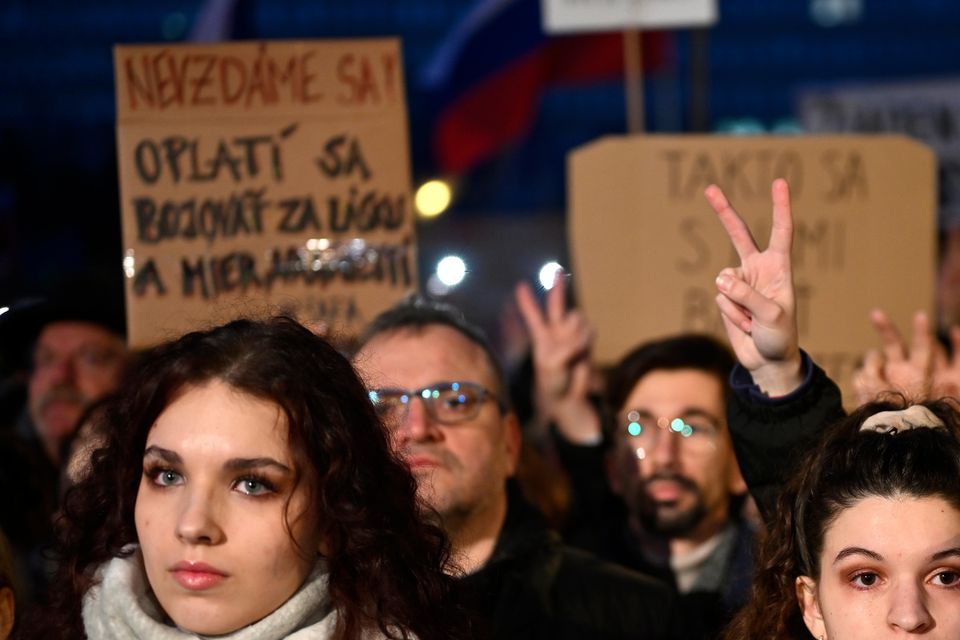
[30,317,462,639]
[709,181,960,639]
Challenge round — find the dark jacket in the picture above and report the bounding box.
[726,353,844,518]
[457,488,679,639]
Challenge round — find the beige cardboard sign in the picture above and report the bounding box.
[569,135,936,398]
[115,39,416,348]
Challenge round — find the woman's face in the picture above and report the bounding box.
[134,380,323,635]
[798,495,960,639]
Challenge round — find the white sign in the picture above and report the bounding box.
[542,0,717,34]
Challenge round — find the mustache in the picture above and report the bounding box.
[643,471,700,495]
[401,445,463,471]
[36,385,87,413]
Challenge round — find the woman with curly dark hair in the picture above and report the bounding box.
[724,398,960,639]
[26,316,464,639]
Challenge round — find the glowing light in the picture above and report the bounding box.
[306,238,330,251]
[415,180,452,218]
[671,418,685,432]
[122,251,136,278]
[635,448,647,460]
[681,425,694,438]
[0,307,8,317]
[627,422,642,437]
[436,256,466,286]
[538,261,563,290]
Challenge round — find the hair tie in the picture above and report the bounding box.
[859,405,945,434]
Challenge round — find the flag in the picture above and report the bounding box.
[423,0,671,174]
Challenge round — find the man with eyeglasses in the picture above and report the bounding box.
[353,296,677,640]
[515,276,754,639]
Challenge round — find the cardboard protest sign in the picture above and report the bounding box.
[115,40,415,348]
[569,135,936,401]
[542,0,717,34]
[799,79,960,228]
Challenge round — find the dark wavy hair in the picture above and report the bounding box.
[33,317,464,640]
[724,397,960,640]
[604,334,735,440]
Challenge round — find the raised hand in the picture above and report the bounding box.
[852,310,934,404]
[515,271,601,444]
[852,309,960,402]
[707,179,803,396]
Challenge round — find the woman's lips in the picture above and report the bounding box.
[170,562,228,590]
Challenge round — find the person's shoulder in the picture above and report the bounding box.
[540,543,677,638]
[553,543,671,598]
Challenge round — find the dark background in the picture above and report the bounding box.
[2,0,958,346]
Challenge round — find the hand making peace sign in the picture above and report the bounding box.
[706,178,804,396]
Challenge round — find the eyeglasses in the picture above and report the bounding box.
[619,410,721,455]
[368,381,504,426]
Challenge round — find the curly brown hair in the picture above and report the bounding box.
[31,317,466,640]
[724,397,960,640]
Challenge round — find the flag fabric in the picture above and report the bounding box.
[423,0,671,174]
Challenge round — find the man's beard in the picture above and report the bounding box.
[635,472,706,537]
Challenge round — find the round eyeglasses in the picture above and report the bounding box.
[368,381,505,426]
[620,410,721,455]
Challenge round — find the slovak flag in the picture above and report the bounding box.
[422,0,671,175]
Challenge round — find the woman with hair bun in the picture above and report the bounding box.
[26,317,463,640]
[727,399,960,639]
[708,180,960,638]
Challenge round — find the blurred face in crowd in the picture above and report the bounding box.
[797,495,960,639]
[608,368,744,540]
[28,321,125,460]
[355,325,520,532]
[135,380,323,635]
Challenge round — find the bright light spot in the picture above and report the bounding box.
[306,238,330,251]
[123,252,136,278]
[671,418,685,432]
[436,255,466,286]
[538,261,563,290]
[627,422,642,437]
[0,307,8,317]
[681,425,694,438]
[415,180,452,218]
[635,447,647,460]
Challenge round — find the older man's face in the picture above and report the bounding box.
[355,325,519,528]
[28,321,125,457]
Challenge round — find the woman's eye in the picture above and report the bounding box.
[235,477,273,496]
[851,572,880,588]
[151,469,183,487]
[932,570,960,587]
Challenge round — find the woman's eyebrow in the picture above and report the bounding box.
[224,457,292,473]
[143,446,181,464]
[834,547,884,564]
[930,547,960,562]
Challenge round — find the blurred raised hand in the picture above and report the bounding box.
[515,271,601,444]
[707,179,803,396]
[852,308,960,403]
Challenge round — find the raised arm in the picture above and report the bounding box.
[515,272,601,445]
[706,179,842,520]
[706,178,804,396]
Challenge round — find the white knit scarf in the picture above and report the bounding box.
[82,551,338,640]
